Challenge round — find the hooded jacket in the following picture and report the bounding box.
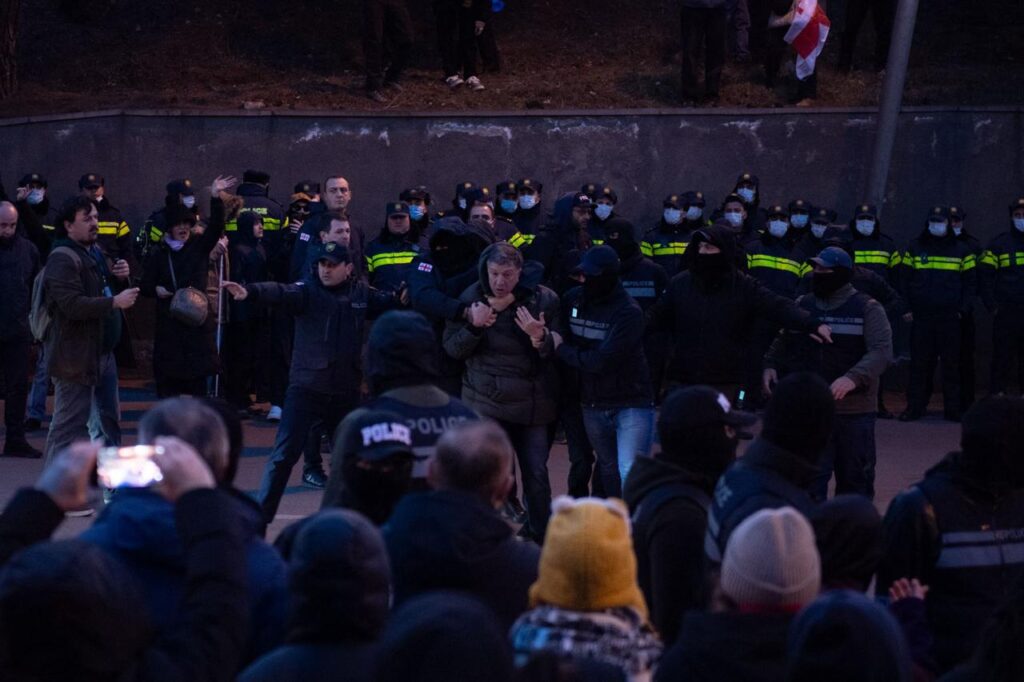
[623,456,716,645]
[529,193,595,294]
[239,510,389,682]
[0,232,40,340]
[647,225,818,387]
[228,212,269,323]
[443,248,562,425]
[81,487,288,665]
[384,490,540,631]
[901,226,977,314]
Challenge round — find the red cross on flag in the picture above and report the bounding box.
[784,0,831,81]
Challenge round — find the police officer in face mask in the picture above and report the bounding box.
[512,178,544,240]
[400,186,433,241]
[641,194,694,279]
[10,173,57,259]
[495,180,518,221]
[793,206,839,272]
[847,204,900,283]
[745,203,803,299]
[979,197,1024,396]
[583,183,619,244]
[732,172,768,235]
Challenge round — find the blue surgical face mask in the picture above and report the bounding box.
[855,219,875,236]
[1014,217,1024,232]
[724,211,744,227]
[736,187,756,203]
[790,213,809,228]
[663,208,682,225]
[182,195,196,209]
[165,237,186,251]
[953,225,962,237]
[594,204,613,221]
[768,220,788,238]
[928,221,948,238]
[27,189,45,205]
[811,223,828,239]
[686,206,703,221]
[457,197,467,210]
[500,198,517,214]
[518,194,538,210]
[409,205,426,221]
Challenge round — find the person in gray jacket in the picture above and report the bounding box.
[763,246,892,501]
[443,242,562,540]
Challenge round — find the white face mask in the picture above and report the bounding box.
[27,189,46,205]
[594,204,613,221]
[457,198,467,210]
[928,221,948,238]
[165,237,186,251]
[790,213,809,228]
[811,223,828,239]
[663,208,682,225]
[724,211,744,228]
[518,194,537,210]
[686,206,703,221]
[855,219,875,236]
[736,187,756,203]
[768,220,788,238]
[182,195,196,209]
[1014,217,1024,232]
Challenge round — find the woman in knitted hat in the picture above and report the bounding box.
[510,496,662,682]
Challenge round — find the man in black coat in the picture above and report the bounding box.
[624,385,756,645]
[385,420,540,631]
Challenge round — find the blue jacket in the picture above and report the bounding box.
[80,487,288,664]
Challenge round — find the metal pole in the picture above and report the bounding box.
[213,253,225,398]
[865,0,920,216]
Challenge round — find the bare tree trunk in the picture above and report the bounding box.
[0,0,20,100]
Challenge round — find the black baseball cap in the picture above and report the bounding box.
[570,192,593,209]
[928,205,949,221]
[948,205,966,221]
[166,179,194,196]
[789,199,811,214]
[400,186,431,204]
[496,180,517,197]
[341,410,415,462]
[681,190,705,208]
[387,201,410,217]
[766,204,788,218]
[735,172,759,187]
[659,385,758,441]
[854,204,877,219]
[455,181,478,198]
[664,193,683,209]
[318,241,351,264]
[517,178,542,193]
[78,173,104,189]
[574,245,620,277]
[1009,198,1024,214]
[294,180,320,196]
[19,173,47,187]
[812,207,837,224]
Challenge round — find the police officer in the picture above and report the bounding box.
[793,206,840,274]
[79,173,134,272]
[365,202,428,298]
[745,203,803,298]
[227,170,286,253]
[786,198,812,246]
[584,183,619,245]
[439,181,478,222]
[140,179,199,260]
[13,173,57,258]
[950,205,980,412]
[732,172,768,234]
[717,192,761,248]
[899,206,977,422]
[641,192,702,278]
[400,186,432,239]
[847,203,900,281]
[494,180,518,222]
[980,197,1024,396]
[509,178,544,252]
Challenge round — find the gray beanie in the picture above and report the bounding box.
[721,507,821,610]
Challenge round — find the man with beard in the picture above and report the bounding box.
[763,246,892,501]
[528,192,595,294]
[647,223,831,404]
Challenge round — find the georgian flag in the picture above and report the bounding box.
[784,0,831,81]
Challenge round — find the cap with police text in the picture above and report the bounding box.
[78,173,104,189]
[19,173,47,188]
[811,246,853,270]
[574,244,620,277]
[855,204,877,219]
[243,170,271,185]
[318,241,351,264]
[166,179,194,196]
[294,180,320,196]
[341,410,415,462]
[681,190,705,207]
[659,385,758,442]
[387,201,410,217]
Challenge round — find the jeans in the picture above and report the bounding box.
[87,352,121,446]
[0,334,30,442]
[498,420,553,540]
[812,412,877,501]
[582,407,655,498]
[26,345,50,421]
[256,385,356,523]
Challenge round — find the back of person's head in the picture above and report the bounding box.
[198,397,244,485]
[960,395,1024,487]
[529,497,647,618]
[721,507,820,613]
[761,372,835,464]
[367,311,440,394]
[138,397,231,483]
[812,495,883,592]
[0,540,151,680]
[374,591,513,682]
[287,510,390,643]
[786,590,912,682]
[657,385,755,480]
[427,420,513,507]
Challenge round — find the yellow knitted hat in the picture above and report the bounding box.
[528,496,648,619]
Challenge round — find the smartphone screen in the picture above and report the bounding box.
[97,445,165,488]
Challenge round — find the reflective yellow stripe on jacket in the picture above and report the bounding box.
[855,250,900,267]
[98,221,131,238]
[509,232,536,249]
[746,254,802,276]
[903,253,976,272]
[980,251,1024,268]
[643,242,688,258]
[366,252,417,273]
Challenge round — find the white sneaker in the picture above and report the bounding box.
[445,75,464,89]
[266,405,282,422]
[466,76,485,91]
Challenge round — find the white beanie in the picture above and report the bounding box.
[721,506,821,611]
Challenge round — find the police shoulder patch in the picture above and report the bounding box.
[299,232,311,242]
[418,262,433,272]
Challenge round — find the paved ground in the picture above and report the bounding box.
[0,383,961,541]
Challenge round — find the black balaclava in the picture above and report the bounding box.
[812,266,853,298]
[688,224,736,284]
[583,272,619,301]
[762,371,835,465]
[660,421,739,483]
[339,455,414,526]
[604,217,640,261]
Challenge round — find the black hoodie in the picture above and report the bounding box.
[229,212,269,323]
[529,192,594,294]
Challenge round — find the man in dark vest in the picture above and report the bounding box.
[764,246,892,501]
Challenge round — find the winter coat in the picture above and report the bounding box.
[443,253,562,425]
[980,228,1024,309]
[228,212,269,323]
[384,489,540,631]
[641,222,696,279]
[901,229,977,314]
[0,233,41,340]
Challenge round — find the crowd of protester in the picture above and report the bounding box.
[0,165,1023,679]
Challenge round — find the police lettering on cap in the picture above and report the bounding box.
[343,410,416,462]
[811,246,854,270]
[387,201,410,217]
[78,173,104,189]
[767,204,788,218]
[664,194,683,210]
[19,173,47,187]
[318,241,351,264]
[855,204,877,219]
[496,180,517,196]
[166,179,194,196]
[294,180,320,196]
[574,244,620,277]
[242,170,271,185]
[681,190,705,208]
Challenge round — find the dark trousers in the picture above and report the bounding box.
[435,7,478,79]
[498,420,553,540]
[839,0,895,71]
[765,26,818,98]
[222,319,260,409]
[0,334,30,443]
[476,22,501,72]
[906,311,961,416]
[257,385,356,522]
[266,311,292,407]
[960,309,976,412]
[364,0,415,90]
[680,6,728,99]
[564,402,601,498]
[990,305,1024,394]
[812,412,877,501]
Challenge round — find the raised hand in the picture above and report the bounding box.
[211,175,238,195]
[515,307,547,341]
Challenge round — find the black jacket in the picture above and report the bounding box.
[980,229,1024,310]
[384,490,540,631]
[877,452,1024,673]
[622,456,715,645]
[0,232,41,340]
[558,282,654,409]
[228,213,269,323]
[901,229,977,314]
[744,232,803,298]
[365,225,429,294]
[848,222,900,282]
[528,193,593,294]
[655,611,794,682]
[14,197,55,260]
[641,221,697,279]
[93,195,136,272]
[619,250,669,312]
